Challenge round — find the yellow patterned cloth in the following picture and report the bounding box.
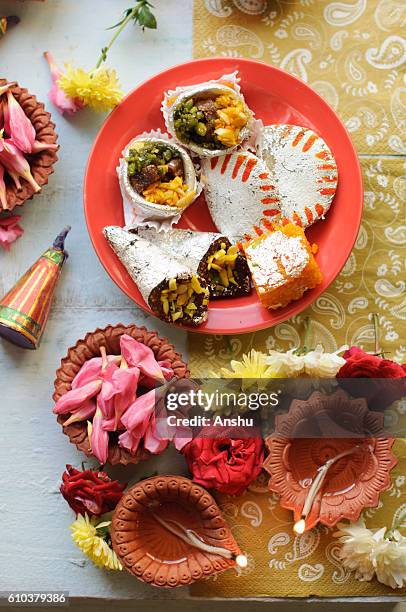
[190,0,406,597]
[191,441,406,597]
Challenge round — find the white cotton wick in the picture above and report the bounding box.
[152,513,235,560]
[294,444,366,532]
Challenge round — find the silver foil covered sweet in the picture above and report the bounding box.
[136,226,226,271]
[201,151,281,240]
[104,226,208,325]
[259,124,338,228]
[117,136,200,231]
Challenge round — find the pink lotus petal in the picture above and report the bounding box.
[143,416,169,454]
[91,406,109,464]
[120,388,156,432]
[111,367,139,430]
[53,379,102,415]
[63,399,96,426]
[140,360,174,388]
[71,356,120,390]
[99,364,135,419]
[31,140,59,154]
[0,164,8,210]
[120,335,165,383]
[43,52,83,116]
[0,137,40,193]
[0,214,23,250]
[118,430,140,455]
[4,90,36,154]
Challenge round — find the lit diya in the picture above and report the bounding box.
[263,390,397,532]
[111,475,247,587]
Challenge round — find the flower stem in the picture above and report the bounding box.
[371,313,385,358]
[94,5,140,70]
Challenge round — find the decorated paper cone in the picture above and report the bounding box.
[137,226,251,298]
[0,16,19,37]
[0,226,70,349]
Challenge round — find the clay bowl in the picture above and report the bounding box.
[111,475,241,587]
[53,323,189,466]
[263,390,398,530]
[0,78,58,211]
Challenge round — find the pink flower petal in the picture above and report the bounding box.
[0,214,23,250]
[118,430,140,455]
[120,335,165,383]
[0,137,40,193]
[71,356,120,390]
[63,399,97,426]
[53,379,102,415]
[91,406,109,464]
[120,388,156,433]
[0,164,8,210]
[43,52,83,116]
[4,90,36,154]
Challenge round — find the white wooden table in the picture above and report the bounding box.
[0,0,192,599]
[0,3,402,609]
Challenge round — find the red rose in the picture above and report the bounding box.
[60,465,125,516]
[337,347,405,410]
[338,347,406,379]
[183,431,264,496]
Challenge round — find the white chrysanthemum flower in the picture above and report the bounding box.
[265,349,305,377]
[303,345,347,377]
[334,520,379,582]
[372,530,406,589]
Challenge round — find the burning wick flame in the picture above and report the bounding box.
[293,519,306,535]
[235,554,248,568]
[292,444,370,534]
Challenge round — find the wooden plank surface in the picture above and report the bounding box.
[0,0,191,598]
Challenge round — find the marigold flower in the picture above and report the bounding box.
[70,514,122,571]
[58,65,124,113]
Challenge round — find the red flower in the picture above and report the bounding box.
[337,347,406,378]
[337,347,405,410]
[183,430,264,496]
[60,465,125,516]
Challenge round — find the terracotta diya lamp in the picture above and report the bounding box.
[263,390,397,532]
[53,323,189,466]
[111,475,246,587]
[0,78,58,210]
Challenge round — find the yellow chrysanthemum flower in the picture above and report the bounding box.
[58,65,124,112]
[219,349,274,389]
[70,514,122,571]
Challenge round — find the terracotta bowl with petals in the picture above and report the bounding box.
[53,323,189,466]
[263,390,398,530]
[111,475,241,587]
[0,78,58,211]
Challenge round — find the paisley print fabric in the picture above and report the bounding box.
[191,441,406,597]
[190,0,406,597]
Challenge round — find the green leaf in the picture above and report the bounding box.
[107,7,134,30]
[137,4,157,29]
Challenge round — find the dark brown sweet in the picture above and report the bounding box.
[111,475,241,587]
[0,78,58,210]
[53,324,189,466]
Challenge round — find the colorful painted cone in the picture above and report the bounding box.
[1,16,20,38]
[0,226,70,349]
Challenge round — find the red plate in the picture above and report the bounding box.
[84,58,363,334]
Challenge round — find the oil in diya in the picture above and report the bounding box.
[0,226,70,349]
